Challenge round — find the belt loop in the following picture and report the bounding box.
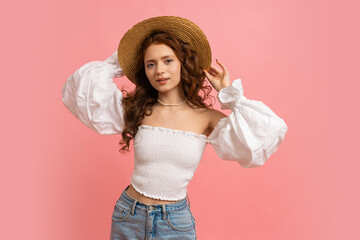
[131,199,137,216]
[161,204,167,220]
[186,194,190,208]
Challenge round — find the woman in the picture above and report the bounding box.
[62,16,288,240]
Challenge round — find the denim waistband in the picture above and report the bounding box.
[119,185,190,214]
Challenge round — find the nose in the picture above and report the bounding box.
[156,62,165,75]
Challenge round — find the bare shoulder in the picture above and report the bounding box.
[204,108,227,130]
[185,101,227,135]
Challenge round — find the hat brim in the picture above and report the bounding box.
[117,16,212,82]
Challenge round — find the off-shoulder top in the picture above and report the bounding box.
[61,51,288,201]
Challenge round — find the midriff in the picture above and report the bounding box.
[125,184,181,205]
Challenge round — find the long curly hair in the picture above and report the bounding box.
[119,31,215,153]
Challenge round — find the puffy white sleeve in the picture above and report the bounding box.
[61,51,125,135]
[207,79,288,168]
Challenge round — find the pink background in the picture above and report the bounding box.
[1,0,359,239]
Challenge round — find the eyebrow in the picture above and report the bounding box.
[145,55,175,64]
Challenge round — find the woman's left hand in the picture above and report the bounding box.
[203,59,231,92]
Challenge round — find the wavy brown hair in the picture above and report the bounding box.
[118,31,215,153]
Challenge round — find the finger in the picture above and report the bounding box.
[216,59,228,72]
[208,68,218,76]
[203,69,212,80]
[210,65,222,73]
[209,65,221,73]
[206,67,220,77]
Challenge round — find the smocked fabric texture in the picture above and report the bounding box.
[62,51,288,201]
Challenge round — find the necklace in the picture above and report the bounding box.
[157,97,187,106]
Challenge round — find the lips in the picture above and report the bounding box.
[156,78,169,84]
[156,77,169,82]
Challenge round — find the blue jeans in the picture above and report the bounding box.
[110,185,197,240]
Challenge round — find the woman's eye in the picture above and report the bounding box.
[165,59,173,64]
[146,63,154,68]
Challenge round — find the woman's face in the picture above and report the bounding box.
[144,43,182,93]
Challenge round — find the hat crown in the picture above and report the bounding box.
[117,16,212,82]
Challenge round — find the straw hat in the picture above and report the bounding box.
[117,16,212,82]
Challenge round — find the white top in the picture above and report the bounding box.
[62,51,288,201]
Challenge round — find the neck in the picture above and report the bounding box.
[157,89,187,106]
[157,97,187,106]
